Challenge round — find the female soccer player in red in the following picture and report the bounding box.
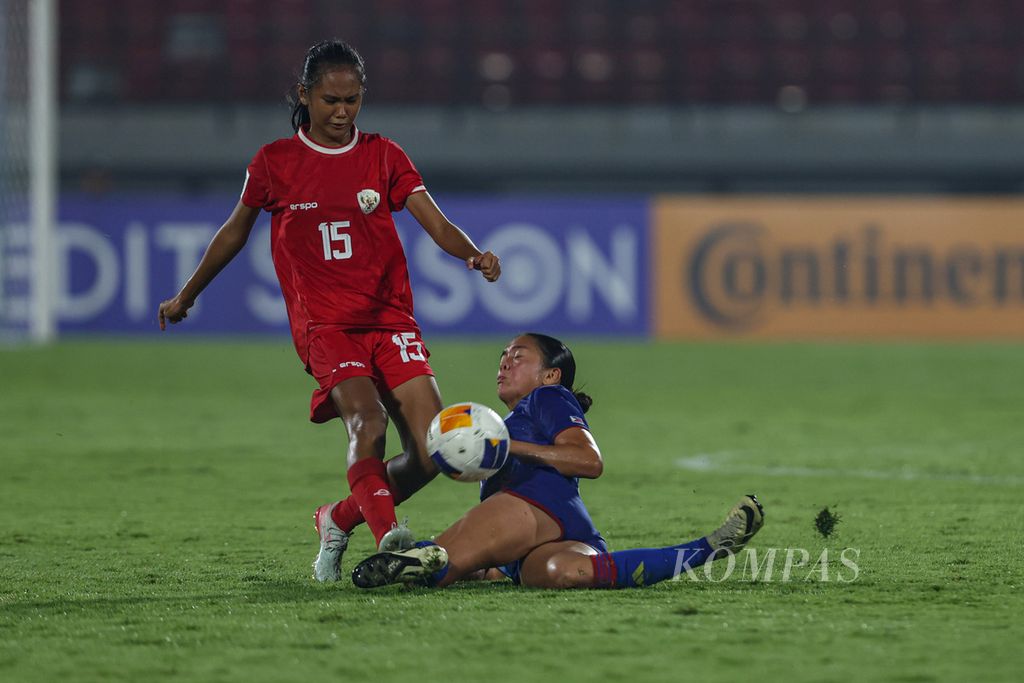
[157,40,500,581]
[351,333,764,590]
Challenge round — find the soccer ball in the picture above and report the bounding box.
[427,402,510,482]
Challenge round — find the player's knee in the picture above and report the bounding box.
[344,405,389,442]
[527,555,588,589]
[550,558,587,589]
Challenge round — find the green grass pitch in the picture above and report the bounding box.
[2,338,1022,682]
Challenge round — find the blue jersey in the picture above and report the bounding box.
[481,385,607,579]
[481,384,589,500]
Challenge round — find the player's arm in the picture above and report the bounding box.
[405,191,500,282]
[158,200,261,330]
[509,427,604,479]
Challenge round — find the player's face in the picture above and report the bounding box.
[497,335,560,408]
[299,67,364,147]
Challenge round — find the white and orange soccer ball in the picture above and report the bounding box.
[427,402,510,482]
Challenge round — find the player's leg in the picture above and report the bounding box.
[361,332,443,551]
[329,376,399,546]
[375,330,442,499]
[324,451,420,550]
[585,495,766,589]
[433,492,562,586]
[351,492,561,588]
[308,332,383,581]
[518,541,601,589]
[462,568,508,582]
[379,374,443,499]
[313,377,391,580]
[325,351,442,547]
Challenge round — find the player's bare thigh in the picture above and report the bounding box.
[434,492,562,587]
[518,541,600,589]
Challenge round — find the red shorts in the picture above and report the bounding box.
[306,328,434,423]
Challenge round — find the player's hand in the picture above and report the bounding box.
[157,296,194,330]
[467,251,501,282]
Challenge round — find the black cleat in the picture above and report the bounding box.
[351,544,448,589]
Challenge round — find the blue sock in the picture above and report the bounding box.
[591,537,714,588]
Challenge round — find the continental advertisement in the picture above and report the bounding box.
[653,197,1024,339]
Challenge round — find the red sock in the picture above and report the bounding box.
[330,496,363,534]
[590,553,618,588]
[332,461,409,533]
[332,489,408,533]
[346,457,397,545]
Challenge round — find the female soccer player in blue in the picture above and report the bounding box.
[351,333,765,590]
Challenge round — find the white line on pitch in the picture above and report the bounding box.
[675,453,1024,486]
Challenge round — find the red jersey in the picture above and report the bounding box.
[240,126,426,363]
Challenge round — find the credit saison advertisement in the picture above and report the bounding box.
[34,194,649,336]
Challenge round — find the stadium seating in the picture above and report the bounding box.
[59,0,1024,105]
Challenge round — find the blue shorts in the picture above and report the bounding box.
[493,472,608,585]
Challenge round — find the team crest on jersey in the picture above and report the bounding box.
[357,189,380,214]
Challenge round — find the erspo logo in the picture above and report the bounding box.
[655,198,1024,339]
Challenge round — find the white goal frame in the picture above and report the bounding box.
[29,0,57,342]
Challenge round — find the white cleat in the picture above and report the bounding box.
[377,518,416,552]
[312,502,350,582]
[706,494,765,555]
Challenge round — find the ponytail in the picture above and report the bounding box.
[573,391,593,414]
[523,332,594,414]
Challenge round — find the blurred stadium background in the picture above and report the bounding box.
[55,0,1024,195]
[3,0,1024,343]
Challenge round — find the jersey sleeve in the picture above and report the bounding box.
[384,139,426,212]
[240,148,272,209]
[528,386,590,442]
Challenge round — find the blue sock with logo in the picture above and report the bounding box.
[590,538,714,589]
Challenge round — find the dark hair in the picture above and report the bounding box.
[288,39,367,132]
[523,332,594,413]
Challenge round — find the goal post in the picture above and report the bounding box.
[29,0,56,342]
[0,0,56,344]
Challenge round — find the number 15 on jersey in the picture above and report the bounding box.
[319,221,352,261]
